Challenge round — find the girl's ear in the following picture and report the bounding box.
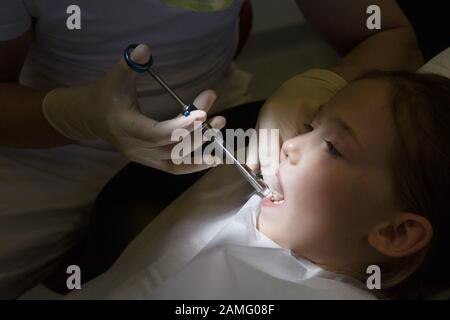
[368,213,433,258]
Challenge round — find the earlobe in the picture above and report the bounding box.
[368,213,433,258]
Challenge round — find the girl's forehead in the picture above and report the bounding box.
[324,78,393,122]
[330,79,391,109]
[323,79,397,161]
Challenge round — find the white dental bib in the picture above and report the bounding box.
[142,196,376,300]
[68,165,376,300]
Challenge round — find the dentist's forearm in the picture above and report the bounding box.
[296,0,424,82]
[0,83,73,148]
[331,26,424,82]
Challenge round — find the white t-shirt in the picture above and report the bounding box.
[1,0,248,119]
[144,197,375,300]
[0,0,253,298]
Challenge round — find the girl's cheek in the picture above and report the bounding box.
[295,154,331,184]
[288,157,343,205]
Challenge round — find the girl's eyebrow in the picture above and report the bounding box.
[330,117,362,149]
[316,105,362,149]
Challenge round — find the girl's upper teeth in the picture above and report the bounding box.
[271,191,284,202]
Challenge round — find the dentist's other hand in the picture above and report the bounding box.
[42,44,225,174]
[247,69,347,197]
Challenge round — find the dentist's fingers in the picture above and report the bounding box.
[245,123,283,199]
[263,174,283,201]
[192,90,217,113]
[119,44,152,75]
[167,115,226,160]
[140,90,218,146]
[155,109,208,135]
[246,123,260,172]
[171,90,217,120]
[130,44,152,64]
[260,163,283,200]
[125,110,207,147]
[158,154,220,175]
[207,115,226,129]
[256,125,283,198]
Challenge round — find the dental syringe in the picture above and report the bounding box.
[124,44,273,199]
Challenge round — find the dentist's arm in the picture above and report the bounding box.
[0,37,224,173]
[297,0,424,80]
[248,0,423,194]
[0,29,72,148]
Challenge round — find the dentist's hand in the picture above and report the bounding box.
[247,69,347,197]
[42,44,225,174]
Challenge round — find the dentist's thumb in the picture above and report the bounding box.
[107,44,152,91]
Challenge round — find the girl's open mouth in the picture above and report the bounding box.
[272,198,285,205]
[262,170,285,206]
[262,197,284,207]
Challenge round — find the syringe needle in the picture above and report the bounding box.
[204,125,272,198]
[143,60,272,198]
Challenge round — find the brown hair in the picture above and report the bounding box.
[357,71,450,299]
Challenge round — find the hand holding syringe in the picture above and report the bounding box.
[124,44,273,199]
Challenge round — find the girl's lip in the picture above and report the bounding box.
[262,197,277,207]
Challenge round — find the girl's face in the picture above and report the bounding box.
[258,79,399,272]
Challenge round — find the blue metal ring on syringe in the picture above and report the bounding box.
[124,43,197,117]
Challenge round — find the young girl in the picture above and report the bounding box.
[258,70,450,298]
[69,70,450,300]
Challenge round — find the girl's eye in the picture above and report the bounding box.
[303,123,314,133]
[325,140,342,157]
[303,123,343,158]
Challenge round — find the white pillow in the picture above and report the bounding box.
[418,47,450,78]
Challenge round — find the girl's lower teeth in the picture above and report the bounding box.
[272,199,285,205]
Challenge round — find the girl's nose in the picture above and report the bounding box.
[281,137,301,165]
